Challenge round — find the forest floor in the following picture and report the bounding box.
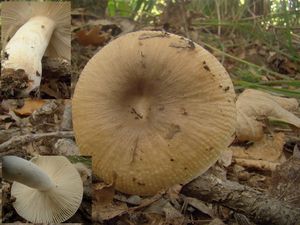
[1,4,300,225]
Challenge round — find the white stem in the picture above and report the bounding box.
[3,156,55,191]
[2,16,56,95]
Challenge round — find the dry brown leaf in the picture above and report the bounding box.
[93,175,128,222]
[231,133,285,162]
[126,195,142,205]
[74,162,91,186]
[94,182,115,205]
[236,89,300,141]
[218,148,233,167]
[165,184,182,204]
[208,218,226,225]
[76,26,109,46]
[268,54,298,75]
[144,198,169,215]
[131,192,164,212]
[13,99,46,116]
[231,133,285,171]
[163,202,184,223]
[141,213,166,225]
[294,145,300,158]
[184,197,214,217]
[234,158,280,171]
[94,171,117,205]
[40,83,60,99]
[92,201,128,221]
[269,157,300,207]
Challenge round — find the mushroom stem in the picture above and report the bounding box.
[3,156,55,191]
[2,16,56,95]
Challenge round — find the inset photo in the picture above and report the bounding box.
[2,155,92,224]
[0,99,76,156]
[1,1,71,99]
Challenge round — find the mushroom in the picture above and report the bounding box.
[72,31,236,196]
[2,155,83,223]
[1,1,71,97]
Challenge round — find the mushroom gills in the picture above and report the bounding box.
[3,155,83,223]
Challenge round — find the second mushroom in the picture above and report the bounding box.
[2,155,83,223]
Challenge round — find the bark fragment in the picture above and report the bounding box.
[182,171,300,225]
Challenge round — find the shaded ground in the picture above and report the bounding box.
[0,100,92,224]
[70,3,300,225]
[0,1,299,225]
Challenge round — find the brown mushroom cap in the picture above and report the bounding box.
[73,31,236,195]
[1,1,71,60]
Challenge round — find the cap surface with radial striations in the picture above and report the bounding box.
[11,156,83,223]
[72,31,236,196]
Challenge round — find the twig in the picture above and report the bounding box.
[182,171,300,225]
[0,131,74,153]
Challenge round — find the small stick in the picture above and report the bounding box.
[0,131,74,153]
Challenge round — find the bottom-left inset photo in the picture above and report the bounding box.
[1,155,92,224]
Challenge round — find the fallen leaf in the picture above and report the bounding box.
[236,89,300,141]
[94,182,115,205]
[165,184,182,206]
[231,133,285,162]
[208,218,226,225]
[131,192,164,211]
[54,138,80,155]
[218,148,233,167]
[93,201,128,221]
[0,114,12,122]
[13,99,46,116]
[234,158,280,171]
[144,198,169,215]
[234,213,252,225]
[126,195,142,205]
[269,156,300,207]
[268,53,298,75]
[163,202,184,222]
[4,122,13,130]
[118,18,136,34]
[184,197,214,217]
[93,173,128,222]
[143,196,184,224]
[76,26,109,46]
[231,133,285,171]
[139,213,165,225]
[40,83,61,99]
[293,145,300,158]
[74,162,91,186]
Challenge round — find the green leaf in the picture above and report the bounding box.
[107,0,116,16]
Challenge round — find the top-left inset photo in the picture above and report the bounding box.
[1,1,71,99]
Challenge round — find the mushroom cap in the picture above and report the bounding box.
[1,1,71,60]
[72,31,236,196]
[11,156,83,223]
